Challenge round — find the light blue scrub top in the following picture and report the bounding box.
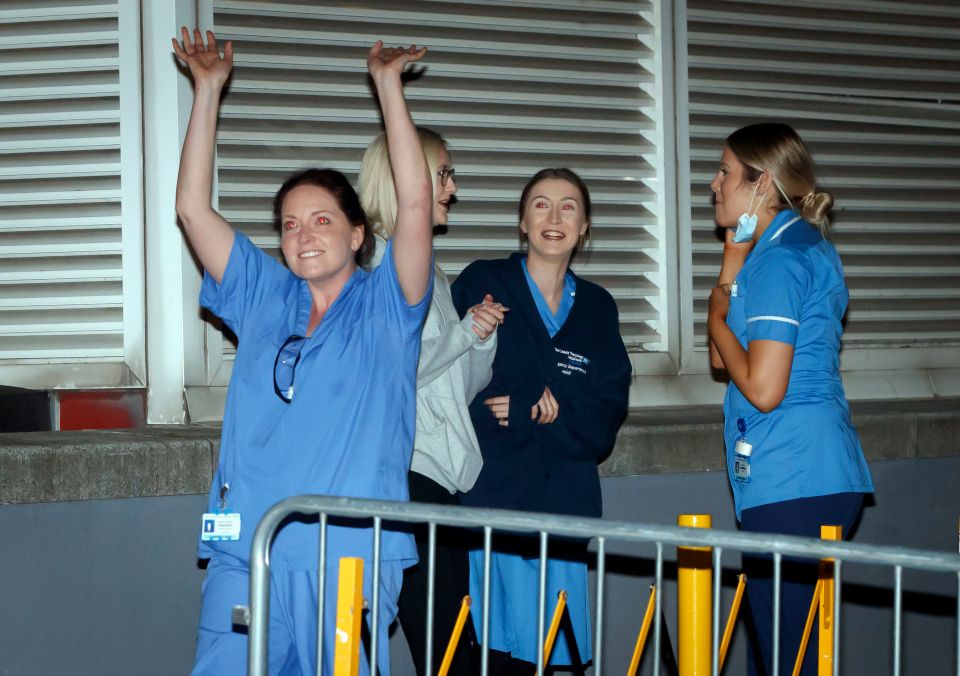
[199,233,431,570]
[723,209,874,519]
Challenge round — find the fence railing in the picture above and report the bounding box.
[233,495,960,675]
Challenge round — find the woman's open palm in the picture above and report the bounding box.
[366,41,426,81]
[172,27,233,87]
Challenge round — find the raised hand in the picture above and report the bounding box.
[172,27,233,88]
[366,40,427,82]
[716,226,753,290]
[723,226,755,254]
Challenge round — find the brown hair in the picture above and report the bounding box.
[517,168,592,254]
[272,168,374,267]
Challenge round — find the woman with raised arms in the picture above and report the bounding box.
[173,28,433,675]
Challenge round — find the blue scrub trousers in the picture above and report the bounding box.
[739,492,864,676]
[192,555,402,676]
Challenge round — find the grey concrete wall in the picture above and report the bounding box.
[0,494,208,676]
[1,456,957,675]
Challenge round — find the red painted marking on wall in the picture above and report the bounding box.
[58,390,146,431]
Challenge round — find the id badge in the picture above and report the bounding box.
[200,512,242,541]
[733,455,750,481]
[733,438,752,482]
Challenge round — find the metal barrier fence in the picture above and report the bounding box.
[234,495,960,675]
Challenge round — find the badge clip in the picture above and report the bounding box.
[201,483,241,541]
[734,418,752,483]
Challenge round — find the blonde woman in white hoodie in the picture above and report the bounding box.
[359,127,507,676]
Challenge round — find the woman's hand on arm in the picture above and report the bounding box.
[484,395,511,427]
[537,357,632,462]
[368,42,433,304]
[484,385,558,428]
[466,294,509,340]
[531,387,559,424]
[415,293,503,389]
[172,28,235,283]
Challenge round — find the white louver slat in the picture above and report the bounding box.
[208,0,664,378]
[0,0,144,386]
[684,0,960,355]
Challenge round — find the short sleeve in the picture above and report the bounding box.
[744,248,811,346]
[199,231,290,336]
[367,238,433,338]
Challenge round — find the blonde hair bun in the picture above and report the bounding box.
[801,191,833,229]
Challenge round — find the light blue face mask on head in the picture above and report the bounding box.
[732,179,767,243]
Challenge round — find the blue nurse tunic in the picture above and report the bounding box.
[722,209,873,520]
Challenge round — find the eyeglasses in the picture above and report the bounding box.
[437,167,456,187]
[273,334,306,403]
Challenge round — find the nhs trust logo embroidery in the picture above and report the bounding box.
[555,347,590,376]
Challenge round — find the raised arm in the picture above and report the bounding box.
[708,300,793,412]
[367,42,433,304]
[172,28,235,283]
[708,243,798,412]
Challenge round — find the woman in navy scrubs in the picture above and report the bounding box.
[707,123,874,675]
[452,168,631,674]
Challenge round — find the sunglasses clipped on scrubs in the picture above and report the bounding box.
[273,334,306,403]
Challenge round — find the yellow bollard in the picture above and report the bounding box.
[437,596,472,676]
[333,557,364,676]
[792,578,823,676]
[678,514,712,676]
[627,584,657,675]
[718,573,746,672]
[818,525,842,675]
[543,590,568,666]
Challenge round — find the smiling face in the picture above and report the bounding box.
[279,184,363,289]
[520,177,589,263]
[433,147,457,226]
[710,146,764,229]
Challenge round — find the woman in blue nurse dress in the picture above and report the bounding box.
[173,28,434,676]
[706,122,873,676]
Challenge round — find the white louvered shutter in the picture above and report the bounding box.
[684,0,960,360]
[206,0,666,383]
[0,0,144,388]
